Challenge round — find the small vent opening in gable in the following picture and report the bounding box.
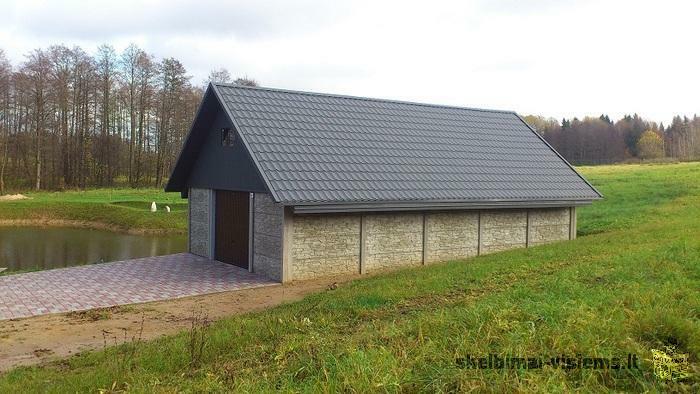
[221,127,235,147]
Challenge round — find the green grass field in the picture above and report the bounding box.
[0,162,698,392]
[0,188,187,234]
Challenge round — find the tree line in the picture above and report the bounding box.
[1,43,698,192]
[0,44,255,193]
[523,113,700,165]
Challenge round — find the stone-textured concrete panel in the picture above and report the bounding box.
[366,231,424,254]
[364,213,422,233]
[291,214,361,280]
[529,225,569,245]
[292,256,360,280]
[253,193,284,281]
[189,188,211,258]
[480,210,527,254]
[266,206,575,281]
[528,208,571,245]
[529,208,569,226]
[364,213,423,271]
[425,212,479,263]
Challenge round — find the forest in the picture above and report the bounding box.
[524,113,700,165]
[0,45,252,193]
[0,44,698,192]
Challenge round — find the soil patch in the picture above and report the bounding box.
[0,274,358,371]
[0,194,28,202]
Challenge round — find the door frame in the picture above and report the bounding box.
[247,193,254,272]
[210,190,254,272]
[209,189,216,260]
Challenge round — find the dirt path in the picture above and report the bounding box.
[0,275,356,372]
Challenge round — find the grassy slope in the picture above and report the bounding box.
[1,163,699,392]
[0,188,186,234]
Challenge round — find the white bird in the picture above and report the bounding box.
[165,205,171,213]
[150,201,157,212]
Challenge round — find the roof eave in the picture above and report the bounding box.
[291,198,599,214]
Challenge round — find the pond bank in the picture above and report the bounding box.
[0,188,187,235]
[0,218,184,235]
[0,226,187,272]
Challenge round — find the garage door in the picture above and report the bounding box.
[215,191,249,269]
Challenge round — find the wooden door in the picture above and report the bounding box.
[215,191,250,269]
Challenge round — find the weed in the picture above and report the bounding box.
[186,307,211,370]
[99,314,145,391]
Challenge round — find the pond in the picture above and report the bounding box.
[0,226,187,272]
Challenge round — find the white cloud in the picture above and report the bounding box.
[1,0,698,124]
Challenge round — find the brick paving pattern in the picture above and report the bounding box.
[0,253,276,320]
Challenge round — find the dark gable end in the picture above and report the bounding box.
[168,83,601,209]
[165,85,268,196]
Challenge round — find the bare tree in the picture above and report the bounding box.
[233,76,258,87]
[48,45,74,187]
[206,68,231,84]
[0,49,11,194]
[121,44,142,185]
[134,51,157,185]
[21,49,51,190]
[96,44,117,185]
[155,58,190,187]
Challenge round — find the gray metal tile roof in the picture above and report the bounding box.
[212,83,601,205]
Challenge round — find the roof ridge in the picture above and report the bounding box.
[211,82,516,116]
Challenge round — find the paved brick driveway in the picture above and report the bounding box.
[0,253,277,320]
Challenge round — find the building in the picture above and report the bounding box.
[166,83,601,282]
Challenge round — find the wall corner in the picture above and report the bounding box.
[188,187,214,259]
[282,206,294,283]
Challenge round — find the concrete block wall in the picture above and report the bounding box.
[252,193,284,282]
[189,188,212,258]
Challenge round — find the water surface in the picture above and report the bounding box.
[0,226,187,271]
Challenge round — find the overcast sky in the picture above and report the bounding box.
[1,0,698,124]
